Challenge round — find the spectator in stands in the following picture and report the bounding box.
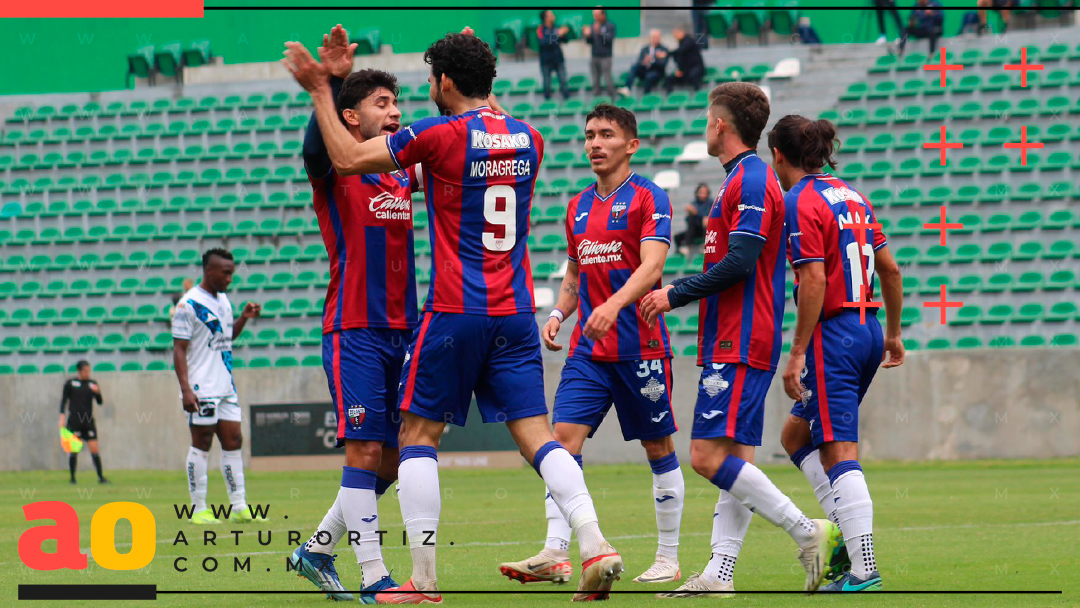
[899,0,943,55]
[537,10,572,101]
[691,0,716,49]
[619,29,669,96]
[675,183,712,256]
[873,0,906,44]
[977,0,1013,33]
[665,24,706,93]
[583,8,617,99]
[796,16,823,44]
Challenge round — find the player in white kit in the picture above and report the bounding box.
[172,248,263,524]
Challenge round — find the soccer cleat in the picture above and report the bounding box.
[188,509,222,525]
[290,547,354,602]
[360,573,399,604]
[498,551,572,584]
[229,508,266,524]
[656,573,734,599]
[374,578,442,604]
[794,519,833,592]
[572,543,623,601]
[821,570,882,592]
[824,531,851,581]
[633,555,681,583]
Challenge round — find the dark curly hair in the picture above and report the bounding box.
[423,33,497,99]
[202,247,233,269]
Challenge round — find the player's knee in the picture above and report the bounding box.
[689,446,719,479]
[641,438,673,461]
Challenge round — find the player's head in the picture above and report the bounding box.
[76,360,91,380]
[201,248,236,293]
[424,32,497,113]
[593,8,607,22]
[541,9,555,26]
[705,82,770,159]
[695,182,710,200]
[767,114,838,190]
[584,103,639,177]
[337,69,402,142]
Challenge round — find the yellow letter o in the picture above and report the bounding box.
[90,502,156,570]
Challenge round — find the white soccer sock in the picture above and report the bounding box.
[712,455,816,547]
[220,449,247,513]
[186,446,209,513]
[702,490,752,584]
[830,462,876,578]
[650,454,684,561]
[535,442,606,561]
[339,467,389,586]
[398,448,440,590]
[796,449,838,525]
[306,494,346,555]
[543,486,572,557]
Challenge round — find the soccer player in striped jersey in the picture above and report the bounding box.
[770,115,905,593]
[640,83,837,596]
[284,29,622,603]
[288,25,415,603]
[500,104,683,587]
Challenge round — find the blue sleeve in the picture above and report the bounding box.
[666,233,766,308]
[302,76,346,180]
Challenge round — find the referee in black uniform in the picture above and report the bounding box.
[59,360,108,484]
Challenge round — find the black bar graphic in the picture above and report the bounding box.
[18,584,156,601]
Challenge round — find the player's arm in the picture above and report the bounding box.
[173,339,198,413]
[59,380,69,427]
[283,41,398,176]
[875,245,905,368]
[302,75,346,179]
[640,234,764,325]
[583,240,668,340]
[782,262,826,400]
[91,381,103,404]
[542,261,580,351]
[233,302,261,339]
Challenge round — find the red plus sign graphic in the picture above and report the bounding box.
[924,125,963,166]
[923,206,964,246]
[1003,47,1044,87]
[923,47,963,87]
[484,196,507,239]
[843,284,883,325]
[1004,125,1043,166]
[923,284,963,325]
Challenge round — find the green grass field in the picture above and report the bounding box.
[3,459,1077,607]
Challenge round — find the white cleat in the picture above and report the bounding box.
[573,542,623,601]
[656,573,734,599]
[498,551,572,584]
[796,519,832,592]
[634,555,681,583]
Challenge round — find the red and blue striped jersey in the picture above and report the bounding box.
[309,166,419,333]
[565,173,674,362]
[784,173,888,320]
[697,152,786,372]
[386,107,542,316]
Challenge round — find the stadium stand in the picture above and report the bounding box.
[1,22,1077,373]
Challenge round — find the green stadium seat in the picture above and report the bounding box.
[983,273,1013,293]
[1014,303,1044,323]
[1051,334,1078,348]
[1019,335,1046,348]
[956,336,982,349]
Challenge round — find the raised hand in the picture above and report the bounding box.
[282,41,330,92]
[319,24,357,79]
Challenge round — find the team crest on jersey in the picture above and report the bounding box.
[390,170,410,187]
[610,200,627,221]
[702,365,729,398]
[348,405,366,428]
[640,377,666,402]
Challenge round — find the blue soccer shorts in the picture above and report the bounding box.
[323,327,411,448]
[789,311,884,446]
[691,362,774,446]
[397,312,548,427]
[552,356,676,442]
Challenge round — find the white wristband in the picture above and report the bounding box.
[548,309,565,323]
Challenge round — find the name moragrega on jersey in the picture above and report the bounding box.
[386,107,543,315]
